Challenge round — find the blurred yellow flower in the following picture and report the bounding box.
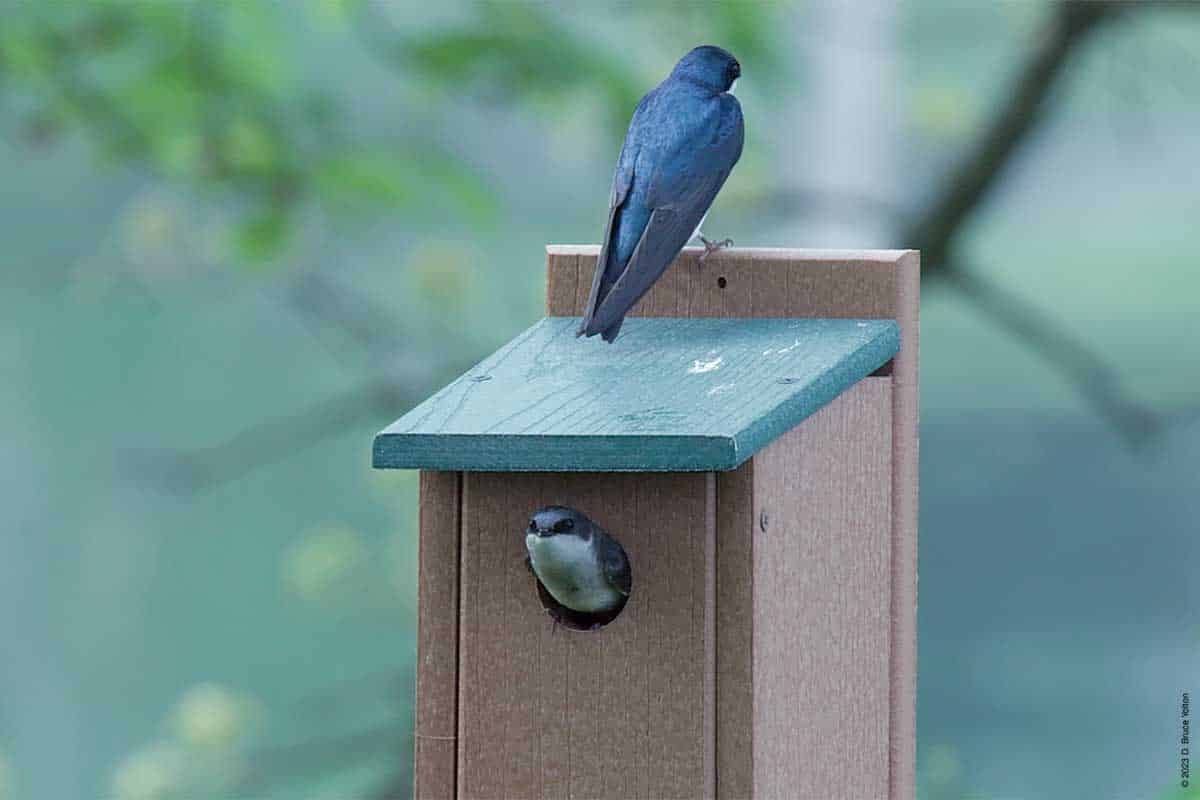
[405,241,482,315]
[109,742,183,800]
[282,524,368,602]
[911,84,978,140]
[171,683,245,751]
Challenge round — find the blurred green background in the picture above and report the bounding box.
[1,1,1198,798]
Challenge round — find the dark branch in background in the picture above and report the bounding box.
[127,264,478,492]
[288,270,408,355]
[900,1,1190,445]
[941,265,1162,444]
[905,2,1122,272]
[126,380,402,494]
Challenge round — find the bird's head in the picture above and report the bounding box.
[673,45,740,94]
[528,505,591,540]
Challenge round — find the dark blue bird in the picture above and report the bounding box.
[578,45,744,343]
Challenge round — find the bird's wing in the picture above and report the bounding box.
[578,94,652,336]
[585,96,743,339]
[578,166,634,335]
[595,533,631,597]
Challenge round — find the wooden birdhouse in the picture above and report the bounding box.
[373,246,918,800]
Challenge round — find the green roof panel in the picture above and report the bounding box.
[373,316,898,472]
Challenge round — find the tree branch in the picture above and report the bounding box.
[287,270,408,355]
[905,2,1124,271]
[125,380,401,493]
[900,1,1200,446]
[941,264,1163,445]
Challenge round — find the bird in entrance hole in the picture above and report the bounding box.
[525,506,631,616]
[578,45,744,343]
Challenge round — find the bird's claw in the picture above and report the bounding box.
[699,236,734,264]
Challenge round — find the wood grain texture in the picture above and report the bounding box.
[414,471,461,800]
[756,378,892,798]
[547,245,904,320]
[714,461,755,799]
[714,379,893,799]
[373,317,898,472]
[890,251,920,800]
[547,243,919,800]
[546,250,579,319]
[456,472,715,800]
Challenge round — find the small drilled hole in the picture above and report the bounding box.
[717,276,727,289]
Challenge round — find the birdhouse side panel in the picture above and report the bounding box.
[415,471,462,800]
[456,471,716,800]
[713,378,893,799]
[755,377,893,798]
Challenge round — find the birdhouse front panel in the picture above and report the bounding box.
[457,471,715,799]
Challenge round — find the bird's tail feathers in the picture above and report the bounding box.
[599,315,624,343]
[576,311,623,344]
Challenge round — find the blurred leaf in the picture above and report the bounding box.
[315,152,415,207]
[282,524,369,604]
[641,0,782,72]
[224,117,280,173]
[397,4,642,140]
[315,150,495,222]
[233,209,290,263]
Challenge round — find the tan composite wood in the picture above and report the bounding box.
[547,245,902,320]
[890,251,920,800]
[549,244,919,799]
[414,471,462,800]
[456,472,716,800]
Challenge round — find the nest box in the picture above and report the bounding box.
[373,246,918,800]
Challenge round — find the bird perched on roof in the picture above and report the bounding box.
[525,506,631,615]
[578,45,744,343]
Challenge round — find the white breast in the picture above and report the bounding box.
[526,534,620,613]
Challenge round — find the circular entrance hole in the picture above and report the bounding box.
[524,506,632,632]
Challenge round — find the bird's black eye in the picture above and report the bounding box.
[553,518,574,533]
[528,519,538,532]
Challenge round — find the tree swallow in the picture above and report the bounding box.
[525,506,631,616]
[579,45,744,343]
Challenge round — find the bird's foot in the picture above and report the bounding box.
[698,235,734,264]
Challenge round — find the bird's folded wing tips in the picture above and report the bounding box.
[590,207,694,332]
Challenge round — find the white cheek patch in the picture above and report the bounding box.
[729,79,738,94]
